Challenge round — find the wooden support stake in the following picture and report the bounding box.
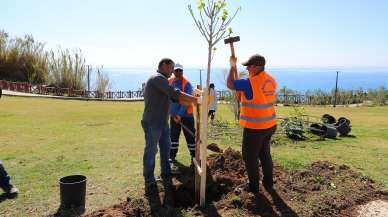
[192,158,202,175]
[194,85,202,204]
[200,87,208,207]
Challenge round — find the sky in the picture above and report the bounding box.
[2,0,388,68]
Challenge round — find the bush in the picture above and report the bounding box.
[48,48,87,90]
[95,67,111,94]
[0,30,48,84]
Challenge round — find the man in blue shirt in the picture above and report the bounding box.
[227,54,277,194]
[168,64,196,163]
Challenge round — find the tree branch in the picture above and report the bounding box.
[188,5,210,41]
[212,30,227,46]
[212,19,226,40]
[224,7,240,27]
[199,10,211,37]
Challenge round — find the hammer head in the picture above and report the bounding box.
[224,36,240,44]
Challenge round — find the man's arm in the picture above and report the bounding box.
[178,92,197,107]
[151,76,197,107]
[227,56,238,90]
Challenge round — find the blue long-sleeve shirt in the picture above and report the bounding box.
[233,79,253,100]
[170,78,193,117]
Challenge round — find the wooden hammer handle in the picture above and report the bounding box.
[230,43,236,57]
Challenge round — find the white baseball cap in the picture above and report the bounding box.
[174,63,183,71]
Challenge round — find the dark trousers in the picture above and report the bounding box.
[208,110,215,121]
[170,116,196,159]
[242,125,277,193]
[0,161,12,192]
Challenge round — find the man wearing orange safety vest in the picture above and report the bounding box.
[227,54,277,194]
[168,63,196,163]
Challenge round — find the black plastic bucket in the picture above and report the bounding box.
[335,117,351,136]
[325,125,338,139]
[60,175,87,208]
[309,123,327,137]
[322,114,336,124]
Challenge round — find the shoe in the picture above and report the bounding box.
[234,183,258,195]
[144,181,158,196]
[8,186,19,194]
[264,185,277,196]
[5,185,19,198]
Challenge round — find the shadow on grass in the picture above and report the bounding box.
[45,205,85,217]
[267,188,299,217]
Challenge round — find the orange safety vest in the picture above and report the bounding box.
[239,71,277,129]
[168,76,193,114]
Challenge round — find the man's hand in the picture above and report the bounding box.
[230,56,237,68]
[192,88,202,97]
[178,91,198,107]
[173,115,181,123]
[227,56,238,90]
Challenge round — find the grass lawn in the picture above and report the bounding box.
[0,96,387,216]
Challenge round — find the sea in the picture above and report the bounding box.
[90,67,388,93]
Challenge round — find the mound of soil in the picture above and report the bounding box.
[84,148,388,217]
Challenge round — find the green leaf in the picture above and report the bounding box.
[222,9,229,21]
[216,0,226,10]
[228,27,233,35]
[197,0,205,10]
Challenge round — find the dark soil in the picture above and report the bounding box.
[83,147,388,217]
[207,143,223,153]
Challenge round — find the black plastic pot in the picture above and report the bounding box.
[309,123,338,138]
[309,123,327,137]
[60,175,87,208]
[322,114,336,124]
[335,117,351,136]
[338,117,351,125]
[325,125,338,139]
[286,125,305,140]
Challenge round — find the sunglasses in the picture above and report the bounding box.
[174,69,183,72]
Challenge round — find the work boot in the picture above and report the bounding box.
[263,183,274,193]
[4,185,19,198]
[234,183,259,195]
[144,181,158,196]
[8,186,19,194]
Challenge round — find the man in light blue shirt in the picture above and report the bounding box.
[168,64,196,163]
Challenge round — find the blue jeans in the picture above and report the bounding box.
[141,120,171,183]
[0,160,12,192]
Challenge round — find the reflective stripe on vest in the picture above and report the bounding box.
[240,113,276,123]
[240,102,274,109]
[239,71,277,129]
[168,76,193,114]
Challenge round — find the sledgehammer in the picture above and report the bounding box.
[224,36,241,98]
[224,36,240,58]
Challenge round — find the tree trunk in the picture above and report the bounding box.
[206,43,212,89]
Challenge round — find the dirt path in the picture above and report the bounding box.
[355,200,388,217]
